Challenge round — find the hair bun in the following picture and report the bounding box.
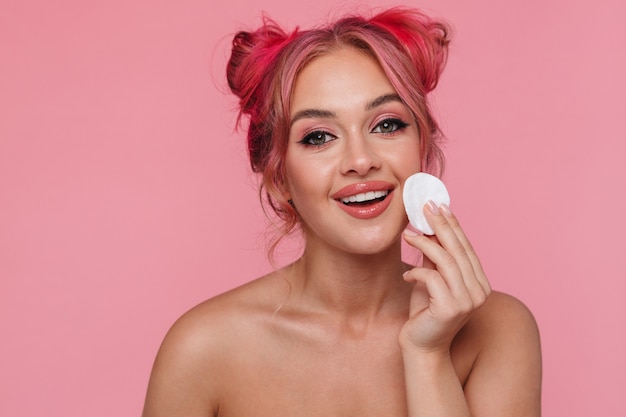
[370,8,450,93]
[226,20,293,117]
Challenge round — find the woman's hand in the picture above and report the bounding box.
[400,201,541,417]
[399,201,491,354]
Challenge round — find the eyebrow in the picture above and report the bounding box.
[366,93,403,110]
[289,93,403,127]
[290,109,336,126]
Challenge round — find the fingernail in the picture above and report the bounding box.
[426,200,440,215]
[404,229,418,237]
[440,203,452,217]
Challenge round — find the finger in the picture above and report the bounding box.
[424,202,475,275]
[422,252,435,270]
[422,202,490,303]
[403,231,467,297]
[403,267,455,313]
[422,235,438,270]
[403,267,474,330]
[404,229,439,269]
[436,204,491,296]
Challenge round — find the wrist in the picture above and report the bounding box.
[400,343,452,369]
[399,333,451,356]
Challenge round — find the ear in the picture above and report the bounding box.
[280,180,297,211]
[280,177,292,202]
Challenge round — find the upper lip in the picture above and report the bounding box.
[331,181,395,201]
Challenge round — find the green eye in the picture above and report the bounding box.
[299,130,337,146]
[372,118,409,134]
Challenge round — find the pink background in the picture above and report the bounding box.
[1,0,624,415]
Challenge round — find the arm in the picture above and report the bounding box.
[463,293,542,416]
[400,202,541,416]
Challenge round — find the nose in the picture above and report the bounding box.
[339,133,382,176]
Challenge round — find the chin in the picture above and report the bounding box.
[338,233,402,256]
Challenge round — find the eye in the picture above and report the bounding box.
[298,130,337,147]
[371,118,409,135]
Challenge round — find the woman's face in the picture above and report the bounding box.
[284,47,422,255]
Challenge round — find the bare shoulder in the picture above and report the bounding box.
[462,291,542,416]
[154,270,287,362]
[142,272,287,417]
[474,291,539,334]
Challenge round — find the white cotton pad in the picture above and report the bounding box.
[402,172,450,235]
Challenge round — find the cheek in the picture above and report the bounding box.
[285,156,333,203]
[384,141,422,173]
[405,136,422,170]
[282,149,300,197]
[285,167,314,200]
[284,157,310,201]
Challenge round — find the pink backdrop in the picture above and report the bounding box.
[1,0,624,415]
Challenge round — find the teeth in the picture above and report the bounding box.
[341,190,388,204]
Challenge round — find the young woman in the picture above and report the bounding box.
[143,7,542,416]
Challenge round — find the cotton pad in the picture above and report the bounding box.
[402,172,450,235]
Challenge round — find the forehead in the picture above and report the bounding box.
[290,47,396,112]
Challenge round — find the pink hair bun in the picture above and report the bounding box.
[403,172,450,235]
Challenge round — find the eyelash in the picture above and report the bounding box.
[297,118,409,147]
[371,118,409,135]
[298,130,338,147]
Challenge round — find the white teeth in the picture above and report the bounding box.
[341,190,388,204]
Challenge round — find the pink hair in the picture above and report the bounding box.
[227,7,450,254]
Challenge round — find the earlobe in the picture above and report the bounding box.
[279,185,295,210]
[283,189,295,209]
[280,179,292,205]
[281,188,291,204]
[277,174,297,212]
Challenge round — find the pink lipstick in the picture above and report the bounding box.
[331,181,394,219]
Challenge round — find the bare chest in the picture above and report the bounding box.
[211,308,476,416]
[217,338,409,417]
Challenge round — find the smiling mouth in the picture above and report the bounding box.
[340,190,389,206]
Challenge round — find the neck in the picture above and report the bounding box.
[289,238,411,319]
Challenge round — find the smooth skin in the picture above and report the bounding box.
[142,48,541,417]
